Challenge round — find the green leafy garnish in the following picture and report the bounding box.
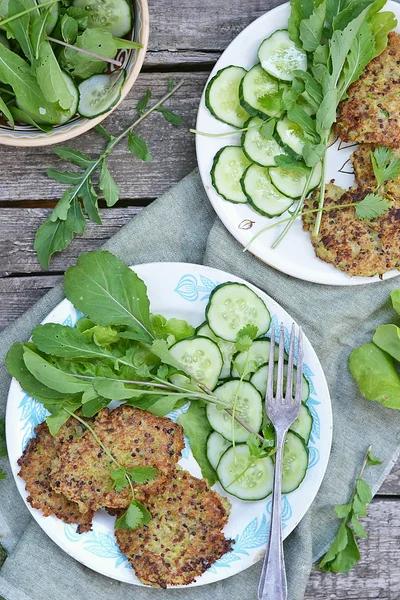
[235,324,259,352]
[354,193,390,220]
[115,500,152,530]
[319,446,380,573]
[371,146,400,187]
[178,402,217,485]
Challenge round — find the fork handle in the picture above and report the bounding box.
[258,428,287,600]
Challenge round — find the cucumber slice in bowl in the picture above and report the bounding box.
[241,164,294,217]
[269,161,322,199]
[241,117,285,167]
[205,66,249,128]
[239,64,282,119]
[73,0,132,37]
[206,282,271,342]
[211,146,251,204]
[196,322,236,379]
[282,431,309,493]
[206,431,232,470]
[217,444,274,501]
[207,379,263,443]
[258,30,307,82]
[77,71,125,118]
[169,336,223,390]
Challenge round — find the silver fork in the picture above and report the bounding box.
[258,322,303,600]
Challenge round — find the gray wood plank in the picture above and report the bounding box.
[0,72,208,203]
[305,498,400,599]
[0,208,142,276]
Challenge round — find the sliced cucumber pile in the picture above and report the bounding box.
[205,66,249,128]
[204,29,323,221]
[206,282,271,341]
[258,30,307,82]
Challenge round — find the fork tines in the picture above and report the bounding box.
[266,322,303,409]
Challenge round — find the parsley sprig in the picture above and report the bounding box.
[319,445,382,573]
[371,147,400,189]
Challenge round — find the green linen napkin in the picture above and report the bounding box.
[0,170,399,600]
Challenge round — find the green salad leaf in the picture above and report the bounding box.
[23,347,92,394]
[36,41,74,110]
[8,0,34,63]
[178,402,217,486]
[59,28,119,79]
[151,314,195,343]
[391,290,400,315]
[372,324,400,362]
[299,0,326,52]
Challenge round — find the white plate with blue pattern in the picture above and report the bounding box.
[6,262,332,587]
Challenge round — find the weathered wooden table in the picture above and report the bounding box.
[0,0,399,597]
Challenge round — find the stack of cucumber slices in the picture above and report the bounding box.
[206,30,322,218]
[174,281,312,502]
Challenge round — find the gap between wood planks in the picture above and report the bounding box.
[0,198,156,209]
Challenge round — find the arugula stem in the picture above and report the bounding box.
[48,37,124,68]
[0,87,14,97]
[271,166,316,249]
[64,409,120,469]
[0,0,57,28]
[313,142,328,235]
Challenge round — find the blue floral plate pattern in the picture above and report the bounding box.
[6,263,332,587]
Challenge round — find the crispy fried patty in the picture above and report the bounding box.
[50,406,185,514]
[18,421,93,533]
[337,33,400,147]
[303,183,400,277]
[352,143,400,198]
[115,469,233,588]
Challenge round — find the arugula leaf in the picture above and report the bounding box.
[391,290,400,316]
[54,147,94,169]
[354,193,390,220]
[31,9,50,60]
[372,324,400,362]
[136,88,151,115]
[32,323,117,361]
[300,0,326,52]
[332,0,381,31]
[60,28,118,79]
[46,398,83,435]
[115,502,144,530]
[128,132,152,162]
[338,21,375,99]
[288,105,318,141]
[0,94,14,126]
[93,378,140,400]
[288,0,315,45]
[95,124,114,141]
[99,161,119,207]
[34,199,87,269]
[303,142,326,168]
[46,169,83,185]
[156,106,182,126]
[10,106,52,132]
[127,394,183,417]
[369,10,397,55]
[0,417,6,458]
[36,41,74,110]
[60,14,78,44]
[64,250,154,341]
[113,37,142,50]
[150,339,185,372]
[79,177,101,224]
[349,343,400,410]
[23,347,92,394]
[8,0,34,63]
[178,402,217,485]
[371,146,400,187]
[274,154,308,172]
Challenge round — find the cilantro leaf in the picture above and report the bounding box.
[235,324,258,352]
[127,466,158,484]
[354,193,390,221]
[115,502,144,530]
[371,146,400,187]
[260,118,277,140]
[110,467,129,492]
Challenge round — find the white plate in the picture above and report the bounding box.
[6,262,332,586]
[196,1,400,286]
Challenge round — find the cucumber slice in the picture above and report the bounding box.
[249,363,310,402]
[206,282,271,342]
[207,379,263,442]
[258,30,307,82]
[239,64,281,118]
[59,72,79,125]
[231,339,278,379]
[290,403,313,445]
[169,336,223,390]
[269,161,322,199]
[282,431,308,493]
[276,116,308,159]
[241,164,294,217]
[217,444,274,500]
[205,65,249,128]
[211,146,251,204]
[196,322,236,379]
[206,431,232,470]
[73,0,132,37]
[77,71,125,118]
[241,117,285,167]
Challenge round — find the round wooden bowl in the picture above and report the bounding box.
[0,0,149,147]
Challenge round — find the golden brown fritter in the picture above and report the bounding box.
[50,406,185,514]
[337,32,400,147]
[115,469,233,588]
[352,143,400,198]
[303,183,400,277]
[18,421,93,533]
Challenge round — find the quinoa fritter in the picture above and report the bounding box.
[115,469,233,588]
[18,420,93,533]
[352,143,400,198]
[337,33,400,147]
[303,183,400,277]
[50,406,185,514]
